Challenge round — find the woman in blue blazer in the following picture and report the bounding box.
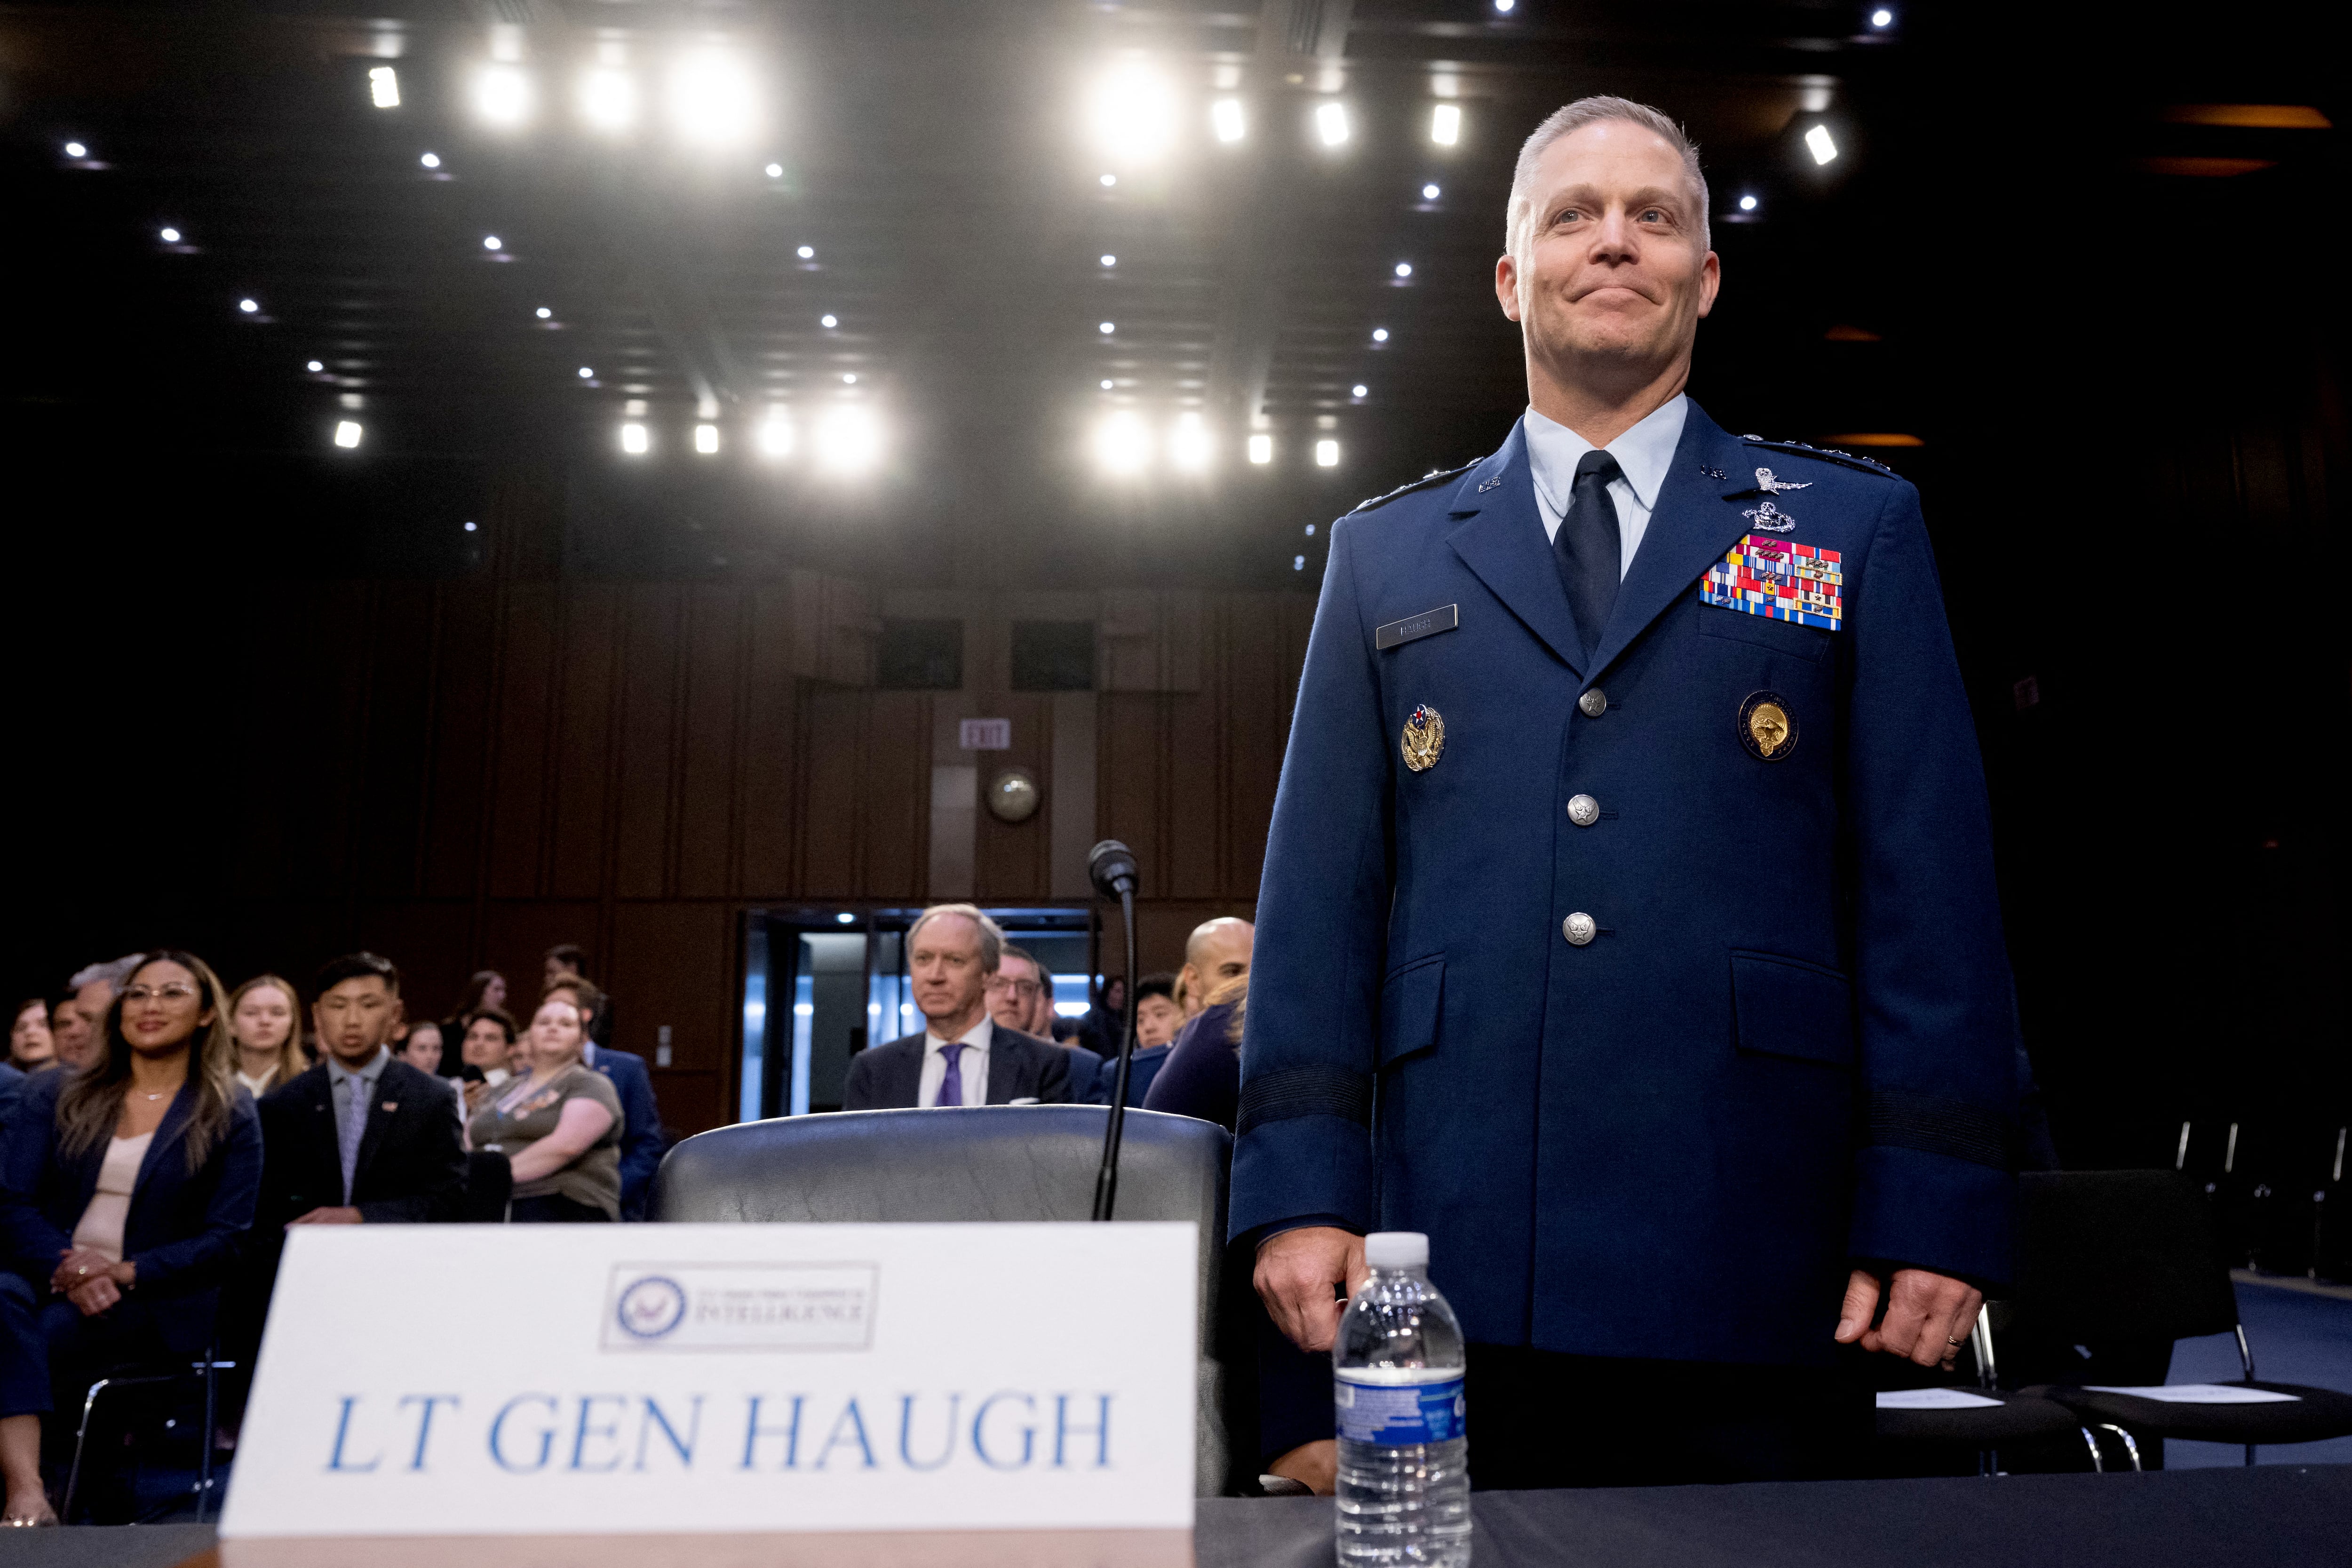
[0,950,261,1525]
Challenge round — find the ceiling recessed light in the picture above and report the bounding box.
[368,65,400,109]
[1101,254,1117,267]
[1394,262,1414,279]
[1422,183,1441,200]
[1805,124,1839,165]
[1294,555,1306,570]
[1739,194,1759,211]
[160,226,181,243]
[1494,0,1515,12]
[765,162,783,177]
[334,420,363,449]
[694,423,721,454]
[63,141,87,159]
[464,521,478,532]
[474,64,532,127]
[1352,384,1368,398]
[1372,327,1389,342]
[420,151,441,169]
[1101,379,1114,390]
[578,366,595,379]
[1100,173,1117,187]
[1315,439,1340,467]
[238,297,259,313]
[835,912,856,925]
[1430,105,1461,145]
[842,373,857,384]
[306,359,324,372]
[1316,102,1350,147]
[620,422,649,455]
[536,306,552,318]
[1099,321,1115,334]
[1211,98,1245,144]
[820,313,838,328]
[1870,7,1894,26]
[1248,433,1273,464]
[483,235,503,251]
[797,245,814,260]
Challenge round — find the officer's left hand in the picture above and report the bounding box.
[1834,1267,1984,1369]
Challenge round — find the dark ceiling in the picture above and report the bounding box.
[0,0,2341,587]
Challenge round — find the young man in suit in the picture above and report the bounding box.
[541,975,664,1219]
[844,906,1072,1110]
[255,953,466,1229]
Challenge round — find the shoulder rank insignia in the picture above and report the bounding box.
[1400,703,1445,772]
[1737,435,1899,478]
[1701,534,1843,630]
[1347,461,1480,517]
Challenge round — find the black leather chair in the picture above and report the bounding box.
[650,1105,1238,1494]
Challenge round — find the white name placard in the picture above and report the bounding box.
[220,1223,1197,1567]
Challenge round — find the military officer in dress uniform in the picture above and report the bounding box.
[1234,96,2015,1490]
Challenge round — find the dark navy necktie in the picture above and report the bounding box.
[1554,449,1622,660]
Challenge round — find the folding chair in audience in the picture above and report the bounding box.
[1872,1305,2104,1475]
[2013,1170,2352,1467]
[60,1344,234,1524]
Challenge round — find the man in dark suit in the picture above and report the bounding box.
[255,953,465,1229]
[844,906,1072,1110]
[1238,97,2013,1491]
[543,975,664,1219]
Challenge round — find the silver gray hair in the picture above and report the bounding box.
[1505,96,1711,293]
[70,954,144,992]
[907,904,1004,973]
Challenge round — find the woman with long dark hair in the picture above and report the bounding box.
[0,950,262,1525]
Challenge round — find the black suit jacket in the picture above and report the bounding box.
[257,1057,466,1226]
[841,1024,1072,1110]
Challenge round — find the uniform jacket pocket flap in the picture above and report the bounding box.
[1697,600,1833,662]
[1731,951,1855,1067]
[1379,955,1444,1067]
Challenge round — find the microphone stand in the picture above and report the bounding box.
[1090,862,1141,1221]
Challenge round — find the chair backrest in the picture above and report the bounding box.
[650,1106,1236,1493]
[2013,1170,2240,1345]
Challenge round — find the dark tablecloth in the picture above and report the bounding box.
[18,1467,2351,1568]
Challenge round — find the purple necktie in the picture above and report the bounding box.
[937,1042,966,1107]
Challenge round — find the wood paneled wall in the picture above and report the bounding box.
[213,578,1313,1136]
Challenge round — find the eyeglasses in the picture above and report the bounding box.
[985,978,1041,998]
[121,984,199,1004]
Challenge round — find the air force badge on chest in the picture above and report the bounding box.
[1701,534,1843,630]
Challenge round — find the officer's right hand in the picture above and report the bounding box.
[1255,1226,1368,1353]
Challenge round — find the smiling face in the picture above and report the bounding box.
[119,959,212,1059]
[1497,118,1718,399]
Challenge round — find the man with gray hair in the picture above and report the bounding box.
[1236,96,2013,1488]
[56,955,142,1071]
[842,905,1072,1110]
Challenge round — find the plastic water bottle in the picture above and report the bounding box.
[1333,1231,1470,1567]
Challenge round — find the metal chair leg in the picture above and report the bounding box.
[2080,1427,2105,1473]
[196,1355,219,1523]
[2090,1423,2143,1472]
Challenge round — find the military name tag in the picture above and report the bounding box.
[1376,604,1459,651]
[1701,535,1843,630]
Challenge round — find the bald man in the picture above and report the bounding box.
[1175,917,1255,1018]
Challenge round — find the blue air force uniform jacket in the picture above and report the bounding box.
[1230,402,2015,1368]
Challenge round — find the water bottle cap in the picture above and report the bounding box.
[1364,1232,1428,1270]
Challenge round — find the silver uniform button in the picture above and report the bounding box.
[1579,688,1608,717]
[1562,912,1597,946]
[1566,794,1599,827]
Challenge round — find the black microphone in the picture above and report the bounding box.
[1088,839,1138,900]
[1087,841,1142,1221]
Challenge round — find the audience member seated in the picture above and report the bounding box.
[540,976,662,1220]
[457,1007,521,1114]
[543,945,615,1049]
[1087,972,1181,1106]
[0,951,262,1526]
[990,945,1099,1099]
[1172,917,1254,1019]
[844,905,1071,1109]
[62,957,141,1065]
[0,1060,19,1135]
[227,973,307,1100]
[1142,978,1245,1130]
[44,985,98,1075]
[1075,975,1125,1059]
[445,970,509,1039]
[8,1001,53,1073]
[396,1019,443,1074]
[255,953,466,1232]
[467,993,622,1222]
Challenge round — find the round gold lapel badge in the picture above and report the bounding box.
[1400,703,1446,772]
[1738,690,1797,761]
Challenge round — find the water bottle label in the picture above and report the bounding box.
[1333,1376,1465,1445]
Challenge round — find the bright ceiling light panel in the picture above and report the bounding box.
[1248,433,1273,465]
[797,245,815,259]
[1095,411,1150,476]
[694,423,721,454]
[818,405,882,474]
[580,68,637,132]
[420,151,441,168]
[238,297,259,313]
[668,47,758,145]
[483,235,503,251]
[1090,63,1178,164]
[1168,412,1212,472]
[1352,384,1368,398]
[1372,327,1389,342]
[368,66,400,109]
[334,421,364,449]
[756,411,795,459]
[1316,101,1350,147]
[1101,254,1117,267]
[63,141,87,159]
[1431,104,1461,145]
[1315,438,1340,467]
[1739,193,1759,211]
[620,422,650,455]
[1805,124,1838,165]
[1394,262,1414,278]
[160,226,181,243]
[307,359,324,372]
[1870,8,1894,25]
[475,64,532,127]
[1210,98,1245,144]
[765,162,783,177]
[536,306,552,318]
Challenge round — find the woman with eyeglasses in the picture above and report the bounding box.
[0,950,261,1525]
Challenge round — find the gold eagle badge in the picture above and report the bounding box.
[1401,703,1445,772]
